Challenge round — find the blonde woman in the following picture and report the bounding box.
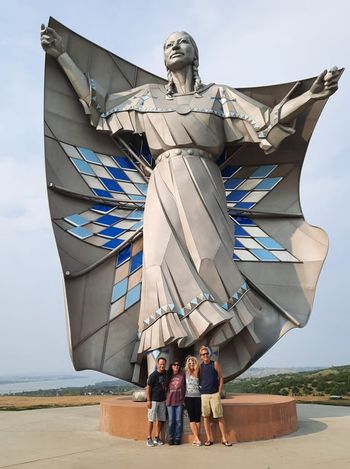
[184,356,202,446]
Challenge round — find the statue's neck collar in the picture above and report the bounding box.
[162,83,214,97]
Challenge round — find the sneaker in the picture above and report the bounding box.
[168,439,174,446]
[175,439,181,445]
[146,438,155,447]
[153,436,164,446]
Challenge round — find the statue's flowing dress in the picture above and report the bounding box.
[85,80,294,354]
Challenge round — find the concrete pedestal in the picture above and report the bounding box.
[100,394,297,443]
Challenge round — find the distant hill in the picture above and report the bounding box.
[225,365,350,397]
[4,366,349,399]
[7,381,138,397]
[239,366,323,379]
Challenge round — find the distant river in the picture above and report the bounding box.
[0,374,108,394]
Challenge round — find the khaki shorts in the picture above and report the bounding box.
[201,392,223,418]
[148,401,166,422]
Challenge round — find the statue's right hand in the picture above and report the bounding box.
[40,24,65,58]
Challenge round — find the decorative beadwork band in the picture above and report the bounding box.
[140,282,249,332]
[101,92,261,130]
[155,148,213,164]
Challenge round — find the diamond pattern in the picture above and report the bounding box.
[222,163,282,209]
[60,141,298,263]
[109,238,143,319]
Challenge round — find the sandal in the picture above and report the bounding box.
[204,441,213,446]
[222,441,232,447]
[192,440,202,446]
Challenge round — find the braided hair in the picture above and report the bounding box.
[164,32,202,99]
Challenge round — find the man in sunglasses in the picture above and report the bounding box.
[199,345,232,446]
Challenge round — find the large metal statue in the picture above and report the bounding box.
[41,19,341,385]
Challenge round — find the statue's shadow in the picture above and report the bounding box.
[289,417,327,437]
[285,404,350,438]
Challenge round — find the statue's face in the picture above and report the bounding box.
[164,32,195,71]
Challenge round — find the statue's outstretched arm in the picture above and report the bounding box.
[278,67,340,124]
[41,24,90,103]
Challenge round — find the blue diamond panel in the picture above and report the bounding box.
[92,188,114,198]
[251,249,279,261]
[112,278,128,302]
[104,238,125,250]
[78,147,102,164]
[107,167,131,181]
[62,142,148,202]
[71,158,95,176]
[117,245,132,265]
[58,140,150,250]
[64,214,90,226]
[234,202,255,209]
[255,177,282,190]
[230,215,298,262]
[125,283,142,309]
[127,210,144,220]
[67,226,93,239]
[91,204,115,214]
[95,215,121,226]
[227,190,249,202]
[112,155,137,170]
[100,178,123,193]
[130,251,143,273]
[63,202,144,249]
[99,226,125,238]
[110,239,143,318]
[221,165,240,178]
[140,138,153,166]
[224,179,245,190]
[250,165,276,178]
[222,164,283,209]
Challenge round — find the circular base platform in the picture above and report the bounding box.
[100,394,297,443]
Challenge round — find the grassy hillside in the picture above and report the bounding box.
[225,365,350,397]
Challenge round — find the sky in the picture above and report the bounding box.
[1,0,349,377]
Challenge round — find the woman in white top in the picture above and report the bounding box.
[184,356,202,446]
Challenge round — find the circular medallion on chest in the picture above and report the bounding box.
[176,103,192,115]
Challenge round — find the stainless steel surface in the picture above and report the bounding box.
[42,19,340,385]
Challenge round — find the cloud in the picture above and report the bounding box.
[0,156,50,233]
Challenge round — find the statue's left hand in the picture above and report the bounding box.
[41,24,65,58]
[309,66,340,100]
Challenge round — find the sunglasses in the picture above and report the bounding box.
[172,363,180,366]
[200,352,209,356]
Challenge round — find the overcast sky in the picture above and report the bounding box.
[1,0,349,377]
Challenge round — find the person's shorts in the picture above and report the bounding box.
[148,401,166,422]
[201,392,223,418]
[185,396,202,422]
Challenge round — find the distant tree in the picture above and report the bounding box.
[330,384,347,396]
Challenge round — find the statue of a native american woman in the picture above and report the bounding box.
[41,18,341,385]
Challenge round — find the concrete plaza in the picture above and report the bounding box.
[1,404,350,469]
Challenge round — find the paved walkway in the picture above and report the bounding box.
[1,404,350,469]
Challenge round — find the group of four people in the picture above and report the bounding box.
[146,346,232,447]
